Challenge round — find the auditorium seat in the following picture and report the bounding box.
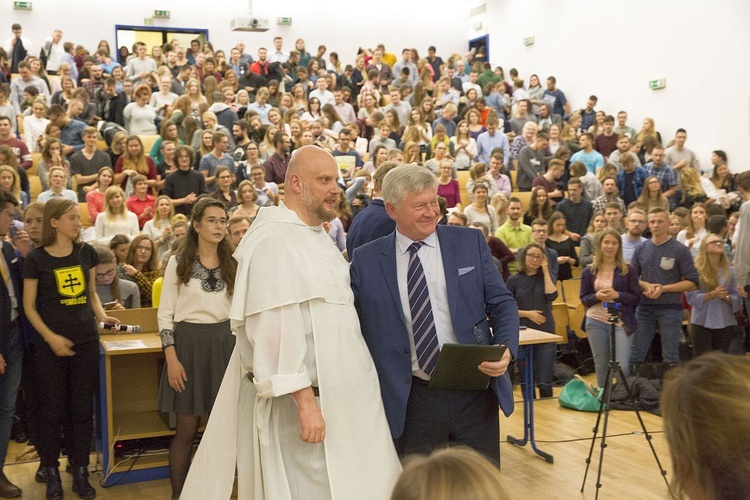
[510,170,517,190]
[78,202,91,229]
[29,152,42,176]
[29,175,41,201]
[457,170,471,207]
[138,135,160,154]
[513,190,533,213]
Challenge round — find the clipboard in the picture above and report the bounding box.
[428,344,507,390]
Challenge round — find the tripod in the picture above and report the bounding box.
[580,307,670,498]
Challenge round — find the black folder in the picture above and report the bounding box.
[428,344,507,390]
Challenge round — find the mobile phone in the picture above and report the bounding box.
[519,325,528,330]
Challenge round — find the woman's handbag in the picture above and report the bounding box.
[558,375,603,412]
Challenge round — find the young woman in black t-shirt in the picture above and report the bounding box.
[23,198,120,500]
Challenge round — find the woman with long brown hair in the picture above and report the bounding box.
[23,199,120,499]
[157,198,237,499]
[637,176,669,213]
[114,135,158,190]
[120,234,160,308]
[523,186,553,226]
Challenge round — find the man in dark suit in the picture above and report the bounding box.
[345,161,398,258]
[350,165,519,464]
[0,189,30,497]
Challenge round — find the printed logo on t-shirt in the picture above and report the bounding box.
[54,265,88,305]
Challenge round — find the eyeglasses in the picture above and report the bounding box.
[203,217,228,226]
[96,268,116,278]
[526,253,544,260]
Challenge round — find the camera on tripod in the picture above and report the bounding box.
[603,301,622,323]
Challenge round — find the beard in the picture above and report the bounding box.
[301,182,337,223]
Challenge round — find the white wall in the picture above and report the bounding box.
[476,0,750,172]
[1,0,470,68]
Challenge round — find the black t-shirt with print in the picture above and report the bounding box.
[23,243,100,345]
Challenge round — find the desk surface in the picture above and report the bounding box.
[519,328,561,346]
[100,333,162,355]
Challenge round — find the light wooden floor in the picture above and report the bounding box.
[4,375,672,499]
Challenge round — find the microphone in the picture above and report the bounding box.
[99,322,141,333]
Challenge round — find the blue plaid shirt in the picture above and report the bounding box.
[644,162,677,192]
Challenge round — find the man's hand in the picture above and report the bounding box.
[293,386,325,444]
[0,354,5,375]
[478,349,511,377]
[739,285,748,298]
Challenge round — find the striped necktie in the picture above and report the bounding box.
[407,241,440,376]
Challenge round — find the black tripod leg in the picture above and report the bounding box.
[580,366,612,493]
[615,366,671,491]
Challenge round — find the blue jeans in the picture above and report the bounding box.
[586,317,632,388]
[0,323,23,468]
[631,306,684,365]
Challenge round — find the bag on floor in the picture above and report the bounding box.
[559,376,602,412]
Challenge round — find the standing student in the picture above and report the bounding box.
[23,198,120,500]
[156,198,237,499]
[686,235,742,357]
[580,228,641,388]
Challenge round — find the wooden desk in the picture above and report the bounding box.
[98,332,172,486]
[508,328,562,464]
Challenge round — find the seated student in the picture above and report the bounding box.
[676,203,708,258]
[528,218,560,283]
[603,201,626,234]
[85,166,115,225]
[570,160,601,202]
[592,176,627,215]
[662,353,750,500]
[95,186,140,245]
[120,234,160,308]
[531,158,565,205]
[142,195,177,260]
[368,120,397,155]
[109,234,131,266]
[423,141,452,177]
[436,159,461,211]
[390,447,510,500]
[546,212,579,281]
[464,182,498,234]
[495,197,533,274]
[466,162,497,203]
[36,166,78,203]
[523,186,553,226]
[94,245,141,309]
[507,243,558,398]
[621,209,647,263]
[199,131,234,192]
[126,174,156,229]
[570,132,605,174]
[555,178,593,243]
[580,210,607,267]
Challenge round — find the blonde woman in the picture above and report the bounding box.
[0,164,27,210]
[85,166,115,225]
[676,203,708,257]
[94,186,139,245]
[143,195,176,259]
[232,180,260,219]
[686,235,742,357]
[637,176,669,213]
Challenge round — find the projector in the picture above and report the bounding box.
[231,16,270,32]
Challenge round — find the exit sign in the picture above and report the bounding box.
[13,1,32,10]
[649,78,666,90]
[154,10,170,18]
[277,17,292,25]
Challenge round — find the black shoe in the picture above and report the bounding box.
[35,465,47,483]
[44,467,63,500]
[71,466,96,499]
[0,471,21,498]
[13,430,27,444]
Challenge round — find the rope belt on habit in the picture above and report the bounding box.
[246,372,320,396]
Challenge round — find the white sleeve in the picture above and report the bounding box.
[127,211,140,237]
[246,304,313,399]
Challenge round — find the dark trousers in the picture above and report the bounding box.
[395,378,500,465]
[34,340,98,468]
[691,324,736,358]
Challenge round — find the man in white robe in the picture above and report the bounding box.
[181,146,401,500]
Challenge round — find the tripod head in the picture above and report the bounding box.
[603,301,622,324]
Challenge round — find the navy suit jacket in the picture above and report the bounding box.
[345,199,396,258]
[351,224,520,439]
[0,241,24,356]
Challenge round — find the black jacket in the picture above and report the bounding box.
[0,241,24,356]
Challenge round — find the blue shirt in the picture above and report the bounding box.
[60,119,86,155]
[644,162,677,193]
[247,102,270,124]
[476,130,510,167]
[631,237,699,308]
[543,88,567,116]
[570,149,605,174]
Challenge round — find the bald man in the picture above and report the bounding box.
[182,146,401,499]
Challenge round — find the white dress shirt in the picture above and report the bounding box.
[395,229,458,380]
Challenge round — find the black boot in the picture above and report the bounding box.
[44,467,63,500]
[35,464,47,483]
[71,466,96,499]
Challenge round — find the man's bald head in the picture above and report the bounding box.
[284,145,342,225]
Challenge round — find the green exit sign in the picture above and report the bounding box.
[154,10,170,18]
[13,1,32,10]
[649,78,666,90]
[524,36,535,46]
[277,17,293,25]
